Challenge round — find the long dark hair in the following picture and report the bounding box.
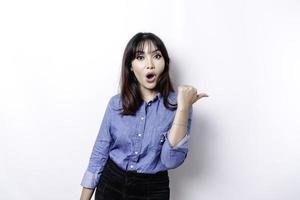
[118,32,177,116]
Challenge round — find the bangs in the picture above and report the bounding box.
[134,39,159,56]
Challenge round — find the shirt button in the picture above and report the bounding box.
[134,151,138,154]
[141,116,144,120]
[130,165,134,168]
[138,133,142,137]
[148,102,151,106]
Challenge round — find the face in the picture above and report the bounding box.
[130,40,165,94]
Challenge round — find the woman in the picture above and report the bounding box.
[80,32,208,200]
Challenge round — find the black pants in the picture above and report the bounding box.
[95,157,170,200]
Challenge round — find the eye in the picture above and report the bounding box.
[136,55,144,60]
[154,54,162,59]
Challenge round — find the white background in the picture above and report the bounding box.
[1,0,300,199]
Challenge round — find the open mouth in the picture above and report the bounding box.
[146,72,156,83]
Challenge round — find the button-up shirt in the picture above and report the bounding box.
[80,91,193,189]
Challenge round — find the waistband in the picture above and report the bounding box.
[106,156,168,178]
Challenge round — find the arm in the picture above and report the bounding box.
[160,105,193,168]
[80,187,94,200]
[160,85,208,168]
[80,97,113,193]
[167,106,190,147]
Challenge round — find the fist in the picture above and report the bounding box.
[177,85,208,109]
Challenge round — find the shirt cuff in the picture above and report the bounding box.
[163,130,191,150]
[160,130,190,168]
[80,170,101,189]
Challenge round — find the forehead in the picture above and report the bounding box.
[136,40,159,53]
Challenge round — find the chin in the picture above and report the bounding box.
[144,84,156,90]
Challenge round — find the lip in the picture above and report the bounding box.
[145,71,156,77]
[145,72,157,83]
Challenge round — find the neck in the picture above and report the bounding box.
[140,87,158,103]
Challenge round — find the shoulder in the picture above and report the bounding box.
[108,93,122,110]
[107,92,179,110]
[167,91,178,104]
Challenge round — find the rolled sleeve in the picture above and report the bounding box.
[80,97,113,189]
[163,130,191,150]
[80,170,101,189]
[160,105,193,169]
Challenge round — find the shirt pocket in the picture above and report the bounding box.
[150,123,172,152]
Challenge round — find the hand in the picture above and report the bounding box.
[177,85,208,109]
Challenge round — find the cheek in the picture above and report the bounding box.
[132,62,143,74]
[156,60,165,71]
[132,70,144,82]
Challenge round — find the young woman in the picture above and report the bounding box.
[80,32,208,200]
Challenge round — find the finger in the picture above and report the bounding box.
[197,93,209,98]
[192,92,209,104]
[192,94,202,103]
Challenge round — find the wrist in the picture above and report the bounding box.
[177,105,189,111]
[172,122,188,127]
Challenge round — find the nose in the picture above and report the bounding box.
[146,57,154,69]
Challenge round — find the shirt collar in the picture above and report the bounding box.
[145,92,161,104]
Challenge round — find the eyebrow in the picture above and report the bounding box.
[135,49,161,55]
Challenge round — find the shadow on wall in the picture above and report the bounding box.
[168,61,213,200]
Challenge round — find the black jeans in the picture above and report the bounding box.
[95,156,170,200]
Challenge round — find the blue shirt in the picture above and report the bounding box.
[80,91,193,189]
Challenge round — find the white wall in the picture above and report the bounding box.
[1,0,299,199]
